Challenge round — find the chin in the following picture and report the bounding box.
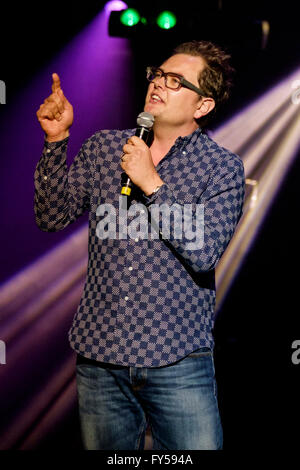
[144,103,153,112]
[144,104,159,116]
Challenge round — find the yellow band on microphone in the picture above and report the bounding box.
[121,186,132,196]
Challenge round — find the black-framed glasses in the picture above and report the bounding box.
[146,66,204,96]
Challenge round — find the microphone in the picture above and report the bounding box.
[121,111,155,196]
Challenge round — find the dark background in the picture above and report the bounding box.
[0,0,299,452]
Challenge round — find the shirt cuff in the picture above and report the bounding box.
[43,136,69,151]
[143,183,176,207]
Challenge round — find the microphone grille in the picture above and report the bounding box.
[137,112,154,129]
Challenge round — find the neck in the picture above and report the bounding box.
[152,121,198,148]
[149,122,198,166]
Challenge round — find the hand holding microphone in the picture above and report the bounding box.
[121,112,164,196]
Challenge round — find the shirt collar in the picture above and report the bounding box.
[174,126,202,148]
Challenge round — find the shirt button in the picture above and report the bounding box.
[135,238,139,242]
[46,149,51,154]
[125,296,129,301]
[128,266,133,271]
[182,151,187,155]
[43,176,48,181]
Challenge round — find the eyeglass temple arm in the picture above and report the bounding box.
[181,77,205,96]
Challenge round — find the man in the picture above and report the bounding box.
[35,40,245,450]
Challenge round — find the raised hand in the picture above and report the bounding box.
[36,73,73,142]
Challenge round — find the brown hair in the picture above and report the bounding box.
[173,40,235,128]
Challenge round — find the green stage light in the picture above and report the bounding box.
[120,8,140,27]
[156,11,177,29]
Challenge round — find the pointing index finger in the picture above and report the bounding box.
[52,73,61,94]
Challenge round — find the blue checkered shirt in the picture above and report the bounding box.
[34,127,245,367]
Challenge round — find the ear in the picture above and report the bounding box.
[194,97,215,119]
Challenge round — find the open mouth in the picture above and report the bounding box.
[150,93,164,104]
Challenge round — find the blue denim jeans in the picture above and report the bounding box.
[76,348,223,450]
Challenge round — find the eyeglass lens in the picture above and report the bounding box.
[147,68,181,90]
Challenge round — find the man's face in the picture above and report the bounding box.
[144,53,206,129]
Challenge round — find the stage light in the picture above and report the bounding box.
[104,0,128,13]
[156,11,177,30]
[213,65,300,311]
[120,8,140,27]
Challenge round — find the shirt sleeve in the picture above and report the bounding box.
[144,155,245,273]
[34,136,93,232]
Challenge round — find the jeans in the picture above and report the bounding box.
[76,348,223,450]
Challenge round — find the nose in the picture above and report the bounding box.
[153,75,165,90]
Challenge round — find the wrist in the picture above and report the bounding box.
[145,185,164,198]
[45,130,70,142]
[144,178,165,197]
